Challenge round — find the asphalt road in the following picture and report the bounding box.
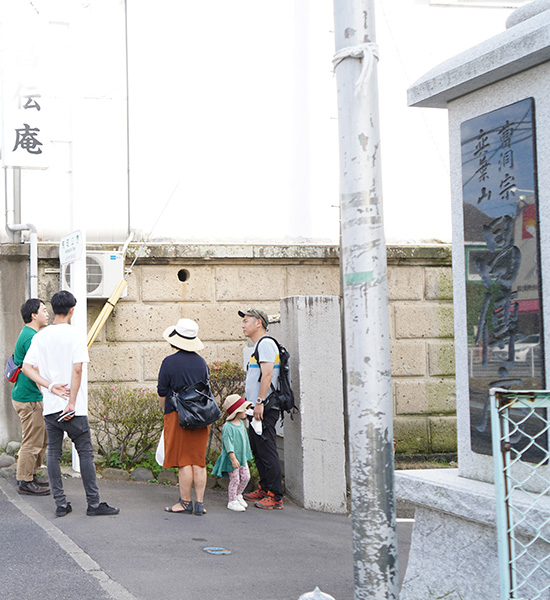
[0,475,413,600]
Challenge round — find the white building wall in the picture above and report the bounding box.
[1,0,129,243]
[0,0,525,246]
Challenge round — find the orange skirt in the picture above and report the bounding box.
[163,411,209,468]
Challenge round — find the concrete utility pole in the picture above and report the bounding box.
[332,2,398,599]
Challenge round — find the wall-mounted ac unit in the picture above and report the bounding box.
[63,251,127,299]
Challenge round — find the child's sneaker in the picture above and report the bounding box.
[236,494,248,508]
[254,491,283,510]
[243,487,267,501]
[227,500,246,512]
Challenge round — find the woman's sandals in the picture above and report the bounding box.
[164,499,207,515]
[165,498,193,514]
[194,501,206,516]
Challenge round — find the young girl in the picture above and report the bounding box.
[212,394,254,512]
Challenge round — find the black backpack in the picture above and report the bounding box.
[253,335,297,421]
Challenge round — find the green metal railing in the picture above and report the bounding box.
[491,388,550,600]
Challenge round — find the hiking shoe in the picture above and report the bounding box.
[243,487,267,501]
[87,502,120,516]
[56,502,72,517]
[227,500,246,512]
[236,494,248,508]
[254,492,283,510]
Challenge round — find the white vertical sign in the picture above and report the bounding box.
[59,230,84,266]
[0,1,49,168]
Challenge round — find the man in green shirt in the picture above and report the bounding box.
[12,298,50,495]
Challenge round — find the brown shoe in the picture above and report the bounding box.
[33,473,50,487]
[18,481,51,496]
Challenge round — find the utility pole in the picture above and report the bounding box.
[332,2,398,599]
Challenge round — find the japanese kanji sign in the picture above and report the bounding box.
[60,231,84,266]
[461,98,546,461]
[0,4,49,168]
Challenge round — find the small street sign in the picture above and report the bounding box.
[60,230,84,265]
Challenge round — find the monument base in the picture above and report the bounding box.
[395,469,550,600]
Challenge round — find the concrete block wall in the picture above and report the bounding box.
[388,248,457,454]
[35,244,342,387]
[1,243,455,453]
[0,251,29,446]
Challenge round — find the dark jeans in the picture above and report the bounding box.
[248,407,283,500]
[44,414,100,508]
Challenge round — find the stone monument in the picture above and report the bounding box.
[396,2,550,598]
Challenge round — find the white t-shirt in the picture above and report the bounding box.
[245,337,280,406]
[24,323,90,416]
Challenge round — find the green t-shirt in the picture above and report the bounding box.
[12,325,42,403]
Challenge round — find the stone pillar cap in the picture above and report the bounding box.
[407,5,550,108]
[507,0,550,29]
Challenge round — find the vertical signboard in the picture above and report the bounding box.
[461,98,546,461]
[0,2,49,168]
[59,231,84,266]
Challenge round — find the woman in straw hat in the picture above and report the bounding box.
[157,318,210,515]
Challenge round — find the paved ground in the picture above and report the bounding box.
[0,475,413,600]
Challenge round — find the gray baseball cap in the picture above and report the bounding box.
[238,308,269,329]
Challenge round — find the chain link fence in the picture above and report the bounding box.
[490,388,550,600]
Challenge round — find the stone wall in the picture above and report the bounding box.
[1,243,455,452]
[387,247,456,454]
[0,251,29,446]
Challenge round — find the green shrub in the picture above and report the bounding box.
[131,450,178,479]
[209,359,246,401]
[88,385,163,469]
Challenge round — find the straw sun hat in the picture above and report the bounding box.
[162,318,204,352]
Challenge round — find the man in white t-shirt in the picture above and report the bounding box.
[238,308,283,510]
[23,290,119,518]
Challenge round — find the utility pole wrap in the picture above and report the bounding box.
[332,2,398,598]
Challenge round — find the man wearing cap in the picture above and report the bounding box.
[238,308,283,509]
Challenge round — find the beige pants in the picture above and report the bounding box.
[12,400,47,482]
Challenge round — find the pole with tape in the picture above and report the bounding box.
[332,1,398,598]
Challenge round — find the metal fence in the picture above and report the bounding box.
[491,388,550,600]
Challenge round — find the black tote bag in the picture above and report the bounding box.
[170,381,222,430]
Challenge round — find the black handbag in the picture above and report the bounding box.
[171,381,222,430]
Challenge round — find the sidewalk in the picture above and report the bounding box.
[0,474,412,600]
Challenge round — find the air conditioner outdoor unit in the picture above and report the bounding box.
[63,251,127,299]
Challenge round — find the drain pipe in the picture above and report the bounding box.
[5,168,39,298]
[6,222,38,298]
[120,229,134,260]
